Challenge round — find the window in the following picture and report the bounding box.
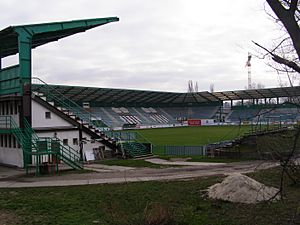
[63,139,68,146]
[6,102,9,114]
[83,102,90,109]
[45,111,51,119]
[10,103,13,115]
[8,135,11,148]
[73,138,78,145]
[14,102,18,115]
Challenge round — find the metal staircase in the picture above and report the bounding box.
[121,141,151,158]
[31,77,153,158]
[106,131,152,157]
[31,77,117,147]
[0,115,82,174]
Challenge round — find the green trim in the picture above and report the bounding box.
[0,115,83,174]
[0,65,22,96]
[0,17,119,58]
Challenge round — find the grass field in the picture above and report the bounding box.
[0,167,299,225]
[136,125,251,146]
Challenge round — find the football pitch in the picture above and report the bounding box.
[137,125,252,146]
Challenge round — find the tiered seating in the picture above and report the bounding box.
[91,107,124,127]
[149,114,169,123]
[92,107,143,127]
[121,141,151,157]
[228,107,300,123]
[81,105,225,128]
[120,115,141,124]
[261,108,299,122]
[91,107,182,127]
[162,106,219,120]
[142,107,173,124]
[227,108,261,122]
[131,107,153,125]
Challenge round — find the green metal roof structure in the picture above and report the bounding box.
[0,17,119,95]
[32,83,300,107]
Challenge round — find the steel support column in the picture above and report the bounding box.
[17,31,33,151]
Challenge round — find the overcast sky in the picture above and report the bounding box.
[0,0,291,92]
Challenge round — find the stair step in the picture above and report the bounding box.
[33,91,44,96]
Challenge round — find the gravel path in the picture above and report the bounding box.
[0,160,277,188]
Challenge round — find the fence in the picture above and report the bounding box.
[153,145,206,156]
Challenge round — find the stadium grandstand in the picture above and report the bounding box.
[0,18,300,174]
[31,82,300,128]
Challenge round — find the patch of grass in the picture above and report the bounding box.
[0,167,299,225]
[135,125,251,146]
[96,159,167,168]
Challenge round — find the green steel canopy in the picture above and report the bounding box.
[32,83,300,107]
[0,17,119,58]
[0,17,119,97]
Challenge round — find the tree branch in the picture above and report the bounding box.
[290,0,298,12]
[253,40,300,73]
[266,0,300,60]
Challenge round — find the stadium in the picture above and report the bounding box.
[0,17,299,174]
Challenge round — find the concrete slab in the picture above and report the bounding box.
[145,158,226,166]
[0,160,278,189]
[84,164,134,172]
[0,165,24,179]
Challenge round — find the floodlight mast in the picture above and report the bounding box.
[246,52,252,89]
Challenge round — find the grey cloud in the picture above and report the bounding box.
[1,0,284,93]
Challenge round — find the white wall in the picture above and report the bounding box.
[32,100,112,162]
[32,100,73,129]
[37,130,109,160]
[0,147,23,167]
[37,130,80,151]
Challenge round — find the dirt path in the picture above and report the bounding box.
[0,161,277,188]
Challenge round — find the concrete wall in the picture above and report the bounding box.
[36,130,108,160]
[0,99,22,167]
[0,147,23,167]
[0,134,23,167]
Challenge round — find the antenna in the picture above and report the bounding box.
[245,52,252,89]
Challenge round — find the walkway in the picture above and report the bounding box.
[0,160,277,188]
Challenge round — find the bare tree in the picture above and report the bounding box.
[253,0,300,75]
[188,80,199,93]
[209,83,214,93]
[187,80,194,93]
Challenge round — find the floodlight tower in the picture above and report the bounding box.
[246,52,252,89]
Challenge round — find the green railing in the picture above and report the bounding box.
[32,77,109,130]
[109,131,153,157]
[0,115,82,174]
[31,137,82,170]
[32,77,153,157]
[121,141,151,157]
[8,116,35,172]
[52,137,82,170]
[152,145,206,156]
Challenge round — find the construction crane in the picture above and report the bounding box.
[245,52,252,89]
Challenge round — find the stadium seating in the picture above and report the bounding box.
[89,107,180,127]
[162,106,219,120]
[228,107,300,123]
